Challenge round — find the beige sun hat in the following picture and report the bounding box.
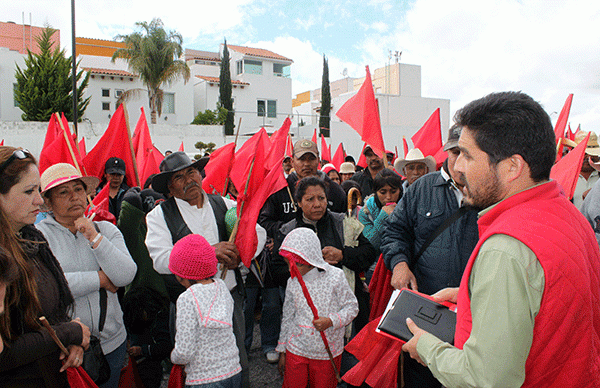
[339,162,356,174]
[562,131,600,156]
[40,163,99,197]
[394,148,437,173]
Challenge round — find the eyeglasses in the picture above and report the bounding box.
[0,149,31,176]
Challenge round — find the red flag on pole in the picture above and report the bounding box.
[0,140,3,146]
[554,94,573,143]
[286,134,293,157]
[332,143,345,170]
[321,134,331,162]
[87,183,116,224]
[178,141,184,152]
[202,143,236,195]
[230,128,270,194]
[78,138,86,159]
[312,128,318,144]
[139,147,162,189]
[566,125,574,142]
[83,104,138,187]
[267,118,292,169]
[432,147,447,170]
[402,136,409,158]
[357,143,367,168]
[336,66,385,158]
[132,107,152,165]
[411,108,442,158]
[39,113,84,175]
[550,131,590,200]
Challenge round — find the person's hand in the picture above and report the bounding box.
[431,287,459,304]
[391,262,418,290]
[313,317,333,332]
[401,318,427,366]
[265,238,274,253]
[322,246,343,265]
[98,270,118,293]
[278,352,286,376]
[214,242,241,269]
[59,345,84,372]
[74,216,100,244]
[72,318,90,349]
[128,346,143,357]
[382,203,397,215]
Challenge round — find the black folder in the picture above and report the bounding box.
[377,289,456,344]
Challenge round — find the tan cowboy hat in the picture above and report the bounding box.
[339,162,356,174]
[562,131,600,156]
[40,163,99,197]
[394,148,436,173]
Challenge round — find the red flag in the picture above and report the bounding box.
[312,128,317,145]
[88,183,116,224]
[230,128,270,194]
[321,134,331,162]
[0,139,3,146]
[411,108,442,158]
[39,113,84,175]
[336,66,385,158]
[332,143,345,170]
[139,147,162,188]
[153,145,164,159]
[550,132,590,200]
[131,107,155,184]
[202,143,236,195]
[433,147,447,170]
[267,118,291,169]
[178,141,184,152]
[566,124,574,142]
[574,124,581,138]
[357,143,367,168]
[83,104,138,187]
[285,134,293,157]
[402,136,409,158]
[554,94,573,143]
[78,138,86,159]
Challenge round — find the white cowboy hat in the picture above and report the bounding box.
[394,148,436,173]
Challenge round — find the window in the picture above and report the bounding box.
[244,60,262,75]
[236,61,243,75]
[101,89,110,97]
[257,99,277,118]
[273,63,291,78]
[102,102,110,111]
[195,60,206,65]
[163,93,175,114]
[13,83,19,107]
[115,89,123,98]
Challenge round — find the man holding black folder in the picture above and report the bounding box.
[402,92,600,388]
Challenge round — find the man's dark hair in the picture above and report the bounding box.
[345,155,356,164]
[295,176,327,203]
[454,91,555,182]
[374,168,404,193]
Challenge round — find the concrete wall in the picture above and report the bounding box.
[0,47,26,122]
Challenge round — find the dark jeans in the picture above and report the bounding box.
[401,353,442,388]
[244,286,282,353]
[99,340,127,388]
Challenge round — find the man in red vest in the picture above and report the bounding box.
[402,91,600,387]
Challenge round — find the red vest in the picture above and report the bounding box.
[455,181,600,387]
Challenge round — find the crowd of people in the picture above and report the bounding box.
[1,90,599,388]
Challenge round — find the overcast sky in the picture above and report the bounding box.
[4,0,600,132]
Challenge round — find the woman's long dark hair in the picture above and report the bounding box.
[0,146,74,342]
[373,169,404,208]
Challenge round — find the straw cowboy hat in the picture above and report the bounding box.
[394,148,437,173]
[151,151,209,195]
[562,131,600,156]
[40,163,99,197]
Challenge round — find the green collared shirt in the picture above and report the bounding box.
[416,233,545,388]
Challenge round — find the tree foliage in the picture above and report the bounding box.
[194,141,216,159]
[191,105,228,125]
[14,26,90,122]
[319,54,331,137]
[219,39,235,135]
[112,18,190,124]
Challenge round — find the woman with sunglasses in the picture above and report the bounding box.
[36,163,137,388]
[0,146,91,387]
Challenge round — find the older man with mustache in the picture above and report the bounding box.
[145,152,266,388]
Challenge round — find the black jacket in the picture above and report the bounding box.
[258,170,347,239]
[381,171,479,295]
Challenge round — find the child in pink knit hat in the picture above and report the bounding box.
[169,234,242,387]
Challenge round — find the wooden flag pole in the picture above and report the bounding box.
[56,113,92,205]
[221,118,243,197]
[122,104,141,187]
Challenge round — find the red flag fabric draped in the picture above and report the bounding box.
[402,136,409,158]
[132,108,152,166]
[332,143,345,170]
[286,134,293,157]
[566,125,574,142]
[356,143,367,168]
[178,142,184,152]
[139,147,162,188]
[554,94,573,143]
[230,128,270,194]
[550,132,590,200]
[83,104,138,187]
[267,118,292,169]
[39,113,84,175]
[88,183,116,224]
[202,143,237,195]
[312,128,318,145]
[78,138,86,159]
[433,147,447,170]
[321,134,331,162]
[411,108,442,158]
[0,139,3,146]
[336,66,385,158]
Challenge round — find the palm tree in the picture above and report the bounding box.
[112,18,190,124]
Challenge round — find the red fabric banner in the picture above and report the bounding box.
[336,66,385,158]
[312,128,318,145]
[550,131,590,200]
[356,143,367,168]
[83,105,138,187]
[178,141,184,152]
[202,142,236,195]
[554,94,573,143]
[411,108,442,158]
[332,143,345,170]
[321,134,331,162]
[39,113,84,175]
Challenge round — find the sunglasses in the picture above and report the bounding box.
[0,149,32,176]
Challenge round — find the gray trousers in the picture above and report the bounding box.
[231,287,249,388]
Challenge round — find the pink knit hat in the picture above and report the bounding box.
[169,234,218,280]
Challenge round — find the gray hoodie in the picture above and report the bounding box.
[37,217,137,354]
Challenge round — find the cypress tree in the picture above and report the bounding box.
[319,54,331,137]
[15,26,90,122]
[219,39,235,135]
